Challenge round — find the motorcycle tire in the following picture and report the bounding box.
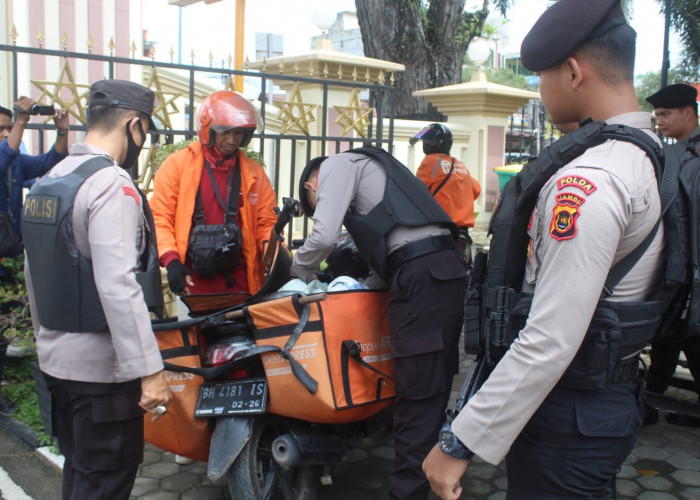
[229,416,321,500]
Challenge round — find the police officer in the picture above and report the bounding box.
[423,0,664,498]
[294,148,467,500]
[645,83,700,405]
[22,79,172,500]
[410,124,481,260]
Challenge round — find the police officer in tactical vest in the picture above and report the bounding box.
[294,147,468,499]
[22,80,171,500]
[423,0,664,498]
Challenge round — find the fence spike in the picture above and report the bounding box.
[244,56,250,70]
[209,51,214,67]
[352,67,358,81]
[10,24,19,45]
[323,63,329,79]
[337,64,343,80]
[169,46,175,63]
[86,34,94,53]
[62,33,70,51]
[364,68,371,83]
[36,29,45,48]
[190,49,196,65]
[108,37,115,56]
[293,61,300,75]
[377,70,385,85]
[308,61,314,77]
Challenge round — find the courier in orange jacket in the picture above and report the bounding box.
[150,91,277,296]
[411,123,481,228]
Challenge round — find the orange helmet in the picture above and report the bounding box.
[197,90,260,147]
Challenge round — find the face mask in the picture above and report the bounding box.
[122,119,146,175]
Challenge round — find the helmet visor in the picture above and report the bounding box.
[409,126,438,145]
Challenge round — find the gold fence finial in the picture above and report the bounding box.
[293,61,300,75]
[278,60,284,74]
[108,37,115,56]
[190,49,196,65]
[62,33,70,50]
[244,56,250,70]
[170,46,175,63]
[228,53,234,68]
[377,70,385,84]
[261,57,267,72]
[351,67,358,81]
[11,24,19,45]
[130,40,137,58]
[337,64,343,80]
[36,28,45,48]
[209,51,214,67]
[390,72,395,85]
[308,61,314,77]
[323,63,329,79]
[87,34,94,53]
[150,43,156,61]
[364,68,371,83]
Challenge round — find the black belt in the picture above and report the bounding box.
[387,234,455,271]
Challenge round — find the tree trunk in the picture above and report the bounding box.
[355,0,489,120]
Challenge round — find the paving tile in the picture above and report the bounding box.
[637,475,673,491]
[181,485,227,500]
[130,477,160,497]
[160,473,202,493]
[616,478,641,497]
[666,454,700,471]
[139,492,180,500]
[671,469,700,487]
[140,461,181,479]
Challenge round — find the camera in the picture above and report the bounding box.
[13,104,55,115]
[30,104,56,115]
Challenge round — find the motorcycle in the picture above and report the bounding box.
[150,198,394,500]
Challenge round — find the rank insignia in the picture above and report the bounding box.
[549,193,585,241]
[556,175,597,195]
[122,186,140,205]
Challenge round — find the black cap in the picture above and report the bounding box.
[298,156,327,218]
[646,84,699,109]
[88,79,157,131]
[521,0,626,72]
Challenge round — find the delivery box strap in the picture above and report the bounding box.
[341,340,394,406]
[161,342,318,395]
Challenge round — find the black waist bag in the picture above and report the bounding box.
[188,159,243,279]
[187,222,242,278]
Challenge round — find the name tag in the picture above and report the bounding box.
[23,195,59,224]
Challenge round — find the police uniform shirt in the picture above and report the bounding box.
[26,143,164,383]
[451,112,664,464]
[291,152,449,282]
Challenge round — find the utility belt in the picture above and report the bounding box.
[387,234,455,272]
[474,291,667,391]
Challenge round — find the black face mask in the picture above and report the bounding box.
[122,119,146,176]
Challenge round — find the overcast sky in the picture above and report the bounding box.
[142,0,683,77]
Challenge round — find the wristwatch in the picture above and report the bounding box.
[439,421,475,460]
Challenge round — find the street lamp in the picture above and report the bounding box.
[468,38,491,82]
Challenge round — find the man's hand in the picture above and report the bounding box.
[166,260,194,295]
[140,371,172,420]
[53,109,69,132]
[422,444,470,500]
[7,96,35,151]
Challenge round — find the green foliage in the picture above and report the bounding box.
[462,65,538,92]
[153,137,266,171]
[634,69,682,112]
[3,378,44,433]
[0,255,34,351]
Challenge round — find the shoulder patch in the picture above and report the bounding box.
[121,186,140,205]
[556,175,597,195]
[549,192,584,241]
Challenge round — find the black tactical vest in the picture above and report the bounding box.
[342,147,457,279]
[22,156,163,332]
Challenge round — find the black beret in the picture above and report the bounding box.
[521,0,626,72]
[646,84,698,109]
[298,156,328,218]
[89,79,157,131]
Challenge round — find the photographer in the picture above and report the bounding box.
[0,96,68,265]
[150,90,277,298]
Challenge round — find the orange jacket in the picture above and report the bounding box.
[150,141,277,294]
[416,153,481,228]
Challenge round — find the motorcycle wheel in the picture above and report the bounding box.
[229,417,320,500]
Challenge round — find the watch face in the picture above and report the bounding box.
[439,430,454,453]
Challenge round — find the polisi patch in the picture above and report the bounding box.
[556,175,597,195]
[550,193,585,241]
[23,194,59,224]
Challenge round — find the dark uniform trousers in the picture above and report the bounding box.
[387,248,468,500]
[505,381,644,499]
[43,373,145,500]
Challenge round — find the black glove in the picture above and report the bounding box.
[166,260,191,294]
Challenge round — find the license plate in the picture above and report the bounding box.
[194,378,267,417]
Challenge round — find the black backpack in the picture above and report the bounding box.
[464,119,700,370]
